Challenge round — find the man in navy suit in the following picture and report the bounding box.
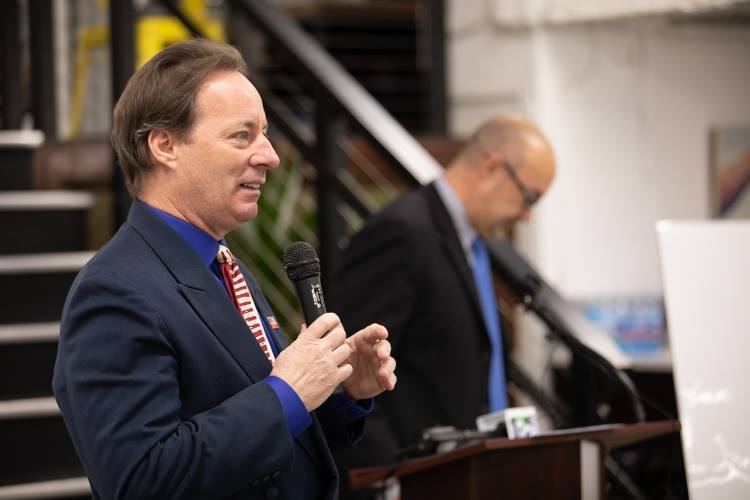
[52,39,396,500]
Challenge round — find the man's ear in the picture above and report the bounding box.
[481,152,504,179]
[147,129,178,169]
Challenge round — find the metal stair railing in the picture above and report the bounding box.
[229,0,444,335]
[230,0,442,185]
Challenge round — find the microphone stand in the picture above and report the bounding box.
[487,239,645,423]
[488,239,648,500]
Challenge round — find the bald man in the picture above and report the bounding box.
[329,116,555,497]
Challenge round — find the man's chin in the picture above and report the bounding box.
[487,223,514,240]
[225,206,258,232]
[235,202,259,220]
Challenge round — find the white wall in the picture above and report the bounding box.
[532,19,750,298]
[448,7,750,298]
[490,0,744,25]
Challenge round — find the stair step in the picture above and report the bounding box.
[0,322,59,344]
[0,191,95,210]
[263,52,419,72]
[0,406,84,486]
[0,476,90,500]
[0,130,44,191]
[0,397,59,421]
[0,191,95,255]
[291,3,416,29]
[0,252,93,324]
[259,4,432,134]
[0,326,59,399]
[0,252,94,274]
[297,32,418,52]
[0,130,45,147]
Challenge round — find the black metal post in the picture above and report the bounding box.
[110,0,136,227]
[419,0,447,134]
[314,88,347,288]
[1,0,24,129]
[28,0,56,138]
[571,354,602,425]
[110,1,136,102]
[156,0,204,38]
[226,1,254,68]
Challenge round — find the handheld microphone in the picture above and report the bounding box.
[283,242,345,396]
[283,242,326,324]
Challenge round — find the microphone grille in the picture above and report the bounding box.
[283,242,321,280]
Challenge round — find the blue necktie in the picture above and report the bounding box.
[471,237,508,412]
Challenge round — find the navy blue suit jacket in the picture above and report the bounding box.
[53,200,361,500]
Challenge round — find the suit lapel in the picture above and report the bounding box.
[423,185,489,338]
[177,284,273,383]
[127,200,272,383]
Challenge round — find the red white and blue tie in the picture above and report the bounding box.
[216,245,276,364]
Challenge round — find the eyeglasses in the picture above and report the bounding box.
[500,161,541,209]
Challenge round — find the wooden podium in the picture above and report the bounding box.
[349,420,679,500]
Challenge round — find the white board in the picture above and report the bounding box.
[656,220,750,500]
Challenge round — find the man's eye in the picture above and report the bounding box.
[233,132,249,140]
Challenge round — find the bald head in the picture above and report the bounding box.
[453,115,553,171]
[445,115,556,238]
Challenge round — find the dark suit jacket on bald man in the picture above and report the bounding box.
[330,183,496,470]
[330,116,556,485]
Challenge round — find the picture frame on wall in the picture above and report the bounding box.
[710,124,750,219]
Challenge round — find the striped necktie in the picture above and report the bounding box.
[216,245,276,364]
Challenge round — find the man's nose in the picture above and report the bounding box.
[254,137,280,170]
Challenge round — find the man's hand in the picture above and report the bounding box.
[341,323,397,400]
[271,313,352,412]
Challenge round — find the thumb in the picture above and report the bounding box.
[356,323,388,344]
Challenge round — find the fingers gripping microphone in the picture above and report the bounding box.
[284,242,345,395]
[283,242,326,324]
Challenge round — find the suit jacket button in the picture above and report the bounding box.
[265,486,280,499]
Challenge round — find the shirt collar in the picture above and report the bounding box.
[434,176,478,262]
[143,202,222,267]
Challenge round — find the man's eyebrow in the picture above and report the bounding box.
[235,120,268,132]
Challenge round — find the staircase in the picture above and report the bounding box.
[256,1,441,135]
[0,0,448,494]
[0,131,92,499]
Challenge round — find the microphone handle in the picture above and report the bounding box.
[292,275,344,395]
[293,275,327,325]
